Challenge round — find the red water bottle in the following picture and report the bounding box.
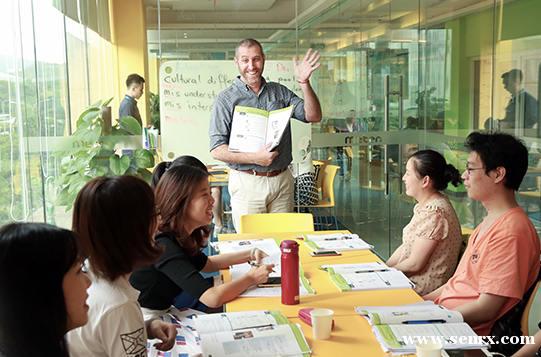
[280,240,299,305]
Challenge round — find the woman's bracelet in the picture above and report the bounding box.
[297,79,309,84]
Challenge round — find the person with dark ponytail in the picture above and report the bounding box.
[387,149,463,296]
[0,223,90,356]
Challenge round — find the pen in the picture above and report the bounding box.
[249,261,276,273]
[402,319,446,324]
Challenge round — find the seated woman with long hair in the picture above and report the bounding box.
[152,155,225,232]
[67,176,176,356]
[130,165,273,317]
[387,149,463,296]
[0,223,90,356]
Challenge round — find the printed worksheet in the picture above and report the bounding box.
[304,233,372,252]
[199,324,311,357]
[229,106,293,152]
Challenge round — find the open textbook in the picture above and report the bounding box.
[354,302,487,354]
[228,105,294,153]
[321,263,414,291]
[147,307,205,357]
[304,233,372,252]
[194,311,311,357]
[213,238,315,297]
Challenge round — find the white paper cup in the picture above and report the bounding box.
[310,308,334,340]
[415,341,442,357]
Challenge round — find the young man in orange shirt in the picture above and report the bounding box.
[424,132,540,336]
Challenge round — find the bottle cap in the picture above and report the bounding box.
[280,240,299,253]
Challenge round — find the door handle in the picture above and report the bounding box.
[384,75,390,197]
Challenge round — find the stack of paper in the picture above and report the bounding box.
[304,233,372,252]
[354,302,488,354]
[213,239,315,297]
[194,311,311,357]
[321,263,414,291]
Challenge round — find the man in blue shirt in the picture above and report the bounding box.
[119,73,145,126]
[209,39,322,230]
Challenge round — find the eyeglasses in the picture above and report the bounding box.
[465,166,485,175]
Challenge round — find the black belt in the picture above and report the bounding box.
[237,168,286,177]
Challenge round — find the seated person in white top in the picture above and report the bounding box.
[67,176,176,356]
[0,223,91,357]
[387,150,463,296]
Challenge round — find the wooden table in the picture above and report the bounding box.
[218,231,422,356]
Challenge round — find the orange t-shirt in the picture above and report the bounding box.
[435,207,540,336]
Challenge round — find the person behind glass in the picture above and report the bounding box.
[152,155,225,233]
[386,150,463,296]
[119,73,145,126]
[484,69,538,132]
[335,109,361,180]
[424,132,540,337]
[130,165,273,318]
[67,176,176,356]
[0,223,91,356]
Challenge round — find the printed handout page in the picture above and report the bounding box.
[213,238,314,297]
[228,106,293,153]
[354,302,463,325]
[194,311,288,334]
[328,269,413,291]
[304,233,372,252]
[147,307,205,357]
[199,323,311,357]
[322,262,390,274]
[264,106,294,151]
[374,323,487,353]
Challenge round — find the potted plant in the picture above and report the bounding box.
[55,98,155,210]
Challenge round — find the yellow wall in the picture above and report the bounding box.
[109,0,149,125]
[148,54,160,95]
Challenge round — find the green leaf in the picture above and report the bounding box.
[77,107,101,126]
[101,97,114,107]
[119,116,142,135]
[133,149,155,168]
[136,168,152,183]
[109,155,130,175]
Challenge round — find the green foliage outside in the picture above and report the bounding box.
[55,98,155,210]
[149,92,160,133]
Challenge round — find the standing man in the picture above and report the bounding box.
[209,39,322,230]
[424,132,539,343]
[485,69,538,132]
[119,73,145,126]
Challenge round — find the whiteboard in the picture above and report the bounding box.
[160,60,308,164]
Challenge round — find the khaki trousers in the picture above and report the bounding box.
[228,169,294,232]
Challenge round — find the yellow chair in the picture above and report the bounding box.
[296,164,340,229]
[521,278,541,336]
[315,164,339,208]
[238,213,315,234]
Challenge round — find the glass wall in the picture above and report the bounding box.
[147,0,540,257]
[0,0,113,227]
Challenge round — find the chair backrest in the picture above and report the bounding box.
[521,277,541,336]
[238,213,314,234]
[320,164,340,206]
